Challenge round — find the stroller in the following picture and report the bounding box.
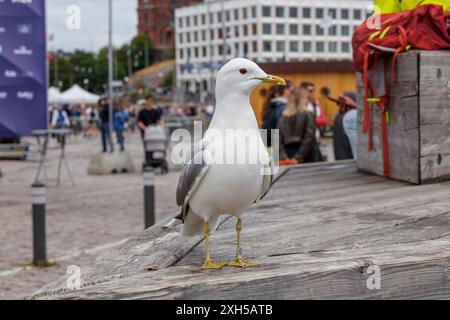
[144,125,169,174]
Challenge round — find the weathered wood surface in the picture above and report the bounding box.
[357,50,450,185]
[419,51,450,183]
[357,51,420,184]
[30,161,450,300]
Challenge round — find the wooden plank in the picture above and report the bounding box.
[28,163,450,300]
[357,51,420,184]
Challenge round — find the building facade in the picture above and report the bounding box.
[137,0,201,51]
[175,0,372,93]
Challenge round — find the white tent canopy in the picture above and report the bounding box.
[48,86,63,104]
[59,84,100,104]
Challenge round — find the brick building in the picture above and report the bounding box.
[137,0,201,52]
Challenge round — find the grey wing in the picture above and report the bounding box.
[175,147,209,222]
[255,159,273,202]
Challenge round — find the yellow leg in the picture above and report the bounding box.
[201,222,225,270]
[227,218,258,268]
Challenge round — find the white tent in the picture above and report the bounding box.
[48,86,63,104]
[59,84,100,104]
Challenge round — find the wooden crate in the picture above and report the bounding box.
[357,50,450,184]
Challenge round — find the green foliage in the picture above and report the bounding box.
[49,35,156,94]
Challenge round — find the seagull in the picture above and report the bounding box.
[170,58,285,269]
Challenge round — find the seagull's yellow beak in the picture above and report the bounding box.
[255,74,286,86]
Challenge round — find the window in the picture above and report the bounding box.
[243,25,248,36]
[234,9,239,20]
[341,25,350,36]
[179,49,184,59]
[263,23,272,35]
[194,15,198,26]
[263,41,272,52]
[329,25,337,36]
[217,12,222,23]
[179,18,183,28]
[251,6,257,18]
[194,47,198,58]
[202,30,206,41]
[218,28,223,39]
[252,41,257,53]
[201,14,206,25]
[342,42,350,53]
[289,24,298,35]
[209,12,213,24]
[243,8,248,19]
[186,32,191,43]
[210,29,214,40]
[179,33,183,44]
[276,24,285,35]
[329,42,337,53]
[276,41,285,52]
[328,9,337,19]
[316,8,324,19]
[252,23,257,35]
[243,42,248,56]
[341,9,349,20]
[289,7,298,18]
[316,25,324,36]
[218,44,223,56]
[303,41,312,52]
[235,26,239,37]
[186,17,190,27]
[262,6,271,17]
[316,42,325,52]
[203,47,207,57]
[226,10,230,22]
[194,31,198,42]
[302,8,311,18]
[302,25,311,35]
[353,9,362,20]
[276,6,285,17]
[289,41,299,52]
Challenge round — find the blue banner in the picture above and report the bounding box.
[0,0,47,138]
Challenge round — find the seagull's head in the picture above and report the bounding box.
[216,58,286,98]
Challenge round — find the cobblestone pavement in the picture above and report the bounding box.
[0,132,180,299]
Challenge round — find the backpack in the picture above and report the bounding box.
[352,4,450,177]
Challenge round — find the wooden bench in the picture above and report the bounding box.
[29,161,450,300]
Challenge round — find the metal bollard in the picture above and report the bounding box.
[31,182,46,265]
[143,166,155,229]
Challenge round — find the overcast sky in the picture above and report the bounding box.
[46,0,137,52]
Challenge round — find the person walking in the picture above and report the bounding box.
[99,98,113,153]
[113,103,128,152]
[137,95,163,165]
[278,87,322,165]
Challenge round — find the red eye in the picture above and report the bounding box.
[239,68,247,75]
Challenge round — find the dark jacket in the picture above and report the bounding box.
[278,111,320,162]
[333,111,353,160]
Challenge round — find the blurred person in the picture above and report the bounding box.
[51,105,70,129]
[99,98,113,153]
[278,87,322,165]
[332,92,356,160]
[341,92,358,159]
[113,103,128,152]
[262,80,293,147]
[138,94,163,164]
[301,82,327,136]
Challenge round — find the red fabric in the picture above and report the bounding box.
[352,4,450,177]
[353,5,450,73]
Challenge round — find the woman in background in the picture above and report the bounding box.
[278,87,322,165]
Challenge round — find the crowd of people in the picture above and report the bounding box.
[261,81,357,164]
